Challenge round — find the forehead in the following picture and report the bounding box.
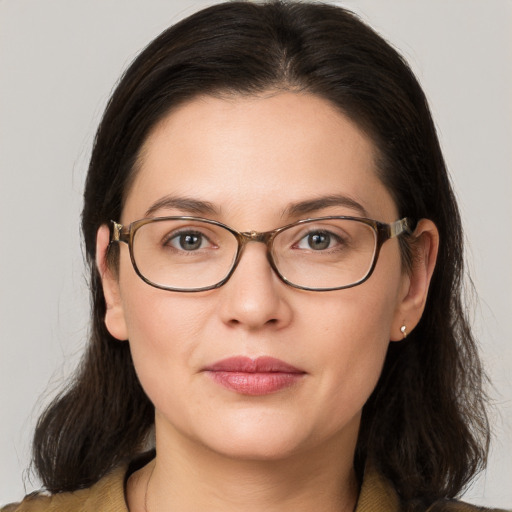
[124,92,397,226]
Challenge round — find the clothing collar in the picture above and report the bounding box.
[74,462,401,512]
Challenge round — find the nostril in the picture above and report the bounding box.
[228,317,277,324]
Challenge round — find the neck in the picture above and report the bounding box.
[128,424,359,512]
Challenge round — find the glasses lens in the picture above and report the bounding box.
[272,218,377,289]
[132,219,238,290]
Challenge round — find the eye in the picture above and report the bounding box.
[295,230,341,251]
[166,230,211,251]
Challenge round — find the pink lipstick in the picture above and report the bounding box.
[203,356,305,395]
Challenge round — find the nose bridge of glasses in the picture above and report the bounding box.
[231,230,278,281]
[234,230,277,269]
[239,230,274,247]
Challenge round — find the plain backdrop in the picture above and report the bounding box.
[1,0,511,507]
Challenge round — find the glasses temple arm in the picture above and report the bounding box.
[110,220,129,244]
[389,218,413,238]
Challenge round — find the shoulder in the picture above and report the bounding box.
[1,492,79,512]
[425,499,510,512]
[1,465,129,512]
[356,465,510,512]
[1,490,92,512]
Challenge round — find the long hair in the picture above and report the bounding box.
[33,1,489,506]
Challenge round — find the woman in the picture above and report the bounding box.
[2,1,505,511]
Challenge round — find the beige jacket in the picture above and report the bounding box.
[2,464,507,512]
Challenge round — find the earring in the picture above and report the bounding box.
[400,325,407,339]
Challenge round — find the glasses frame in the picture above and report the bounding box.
[110,215,412,292]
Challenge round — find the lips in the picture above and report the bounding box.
[203,356,306,395]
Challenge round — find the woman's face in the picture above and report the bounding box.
[101,92,418,462]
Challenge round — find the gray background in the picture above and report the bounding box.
[1,0,511,507]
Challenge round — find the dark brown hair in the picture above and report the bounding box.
[33,1,489,508]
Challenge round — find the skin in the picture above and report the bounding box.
[97,91,438,512]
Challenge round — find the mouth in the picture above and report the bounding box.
[203,356,306,396]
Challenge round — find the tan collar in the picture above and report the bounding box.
[13,463,401,512]
[10,461,507,512]
[62,463,401,512]
[78,465,128,512]
[355,465,401,512]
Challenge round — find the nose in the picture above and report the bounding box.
[217,242,293,331]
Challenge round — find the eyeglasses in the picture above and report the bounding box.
[109,216,411,292]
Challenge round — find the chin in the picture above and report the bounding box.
[205,432,306,462]
[190,411,324,462]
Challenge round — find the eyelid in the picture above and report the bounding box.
[292,221,351,236]
[164,227,212,239]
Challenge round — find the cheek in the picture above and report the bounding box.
[303,267,402,426]
[119,279,211,410]
[314,290,394,377]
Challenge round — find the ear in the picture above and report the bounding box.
[96,224,128,341]
[390,219,439,341]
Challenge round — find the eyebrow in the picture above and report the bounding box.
[144,195,219,217]
[144,193,368,220]
[283,194,369,218]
